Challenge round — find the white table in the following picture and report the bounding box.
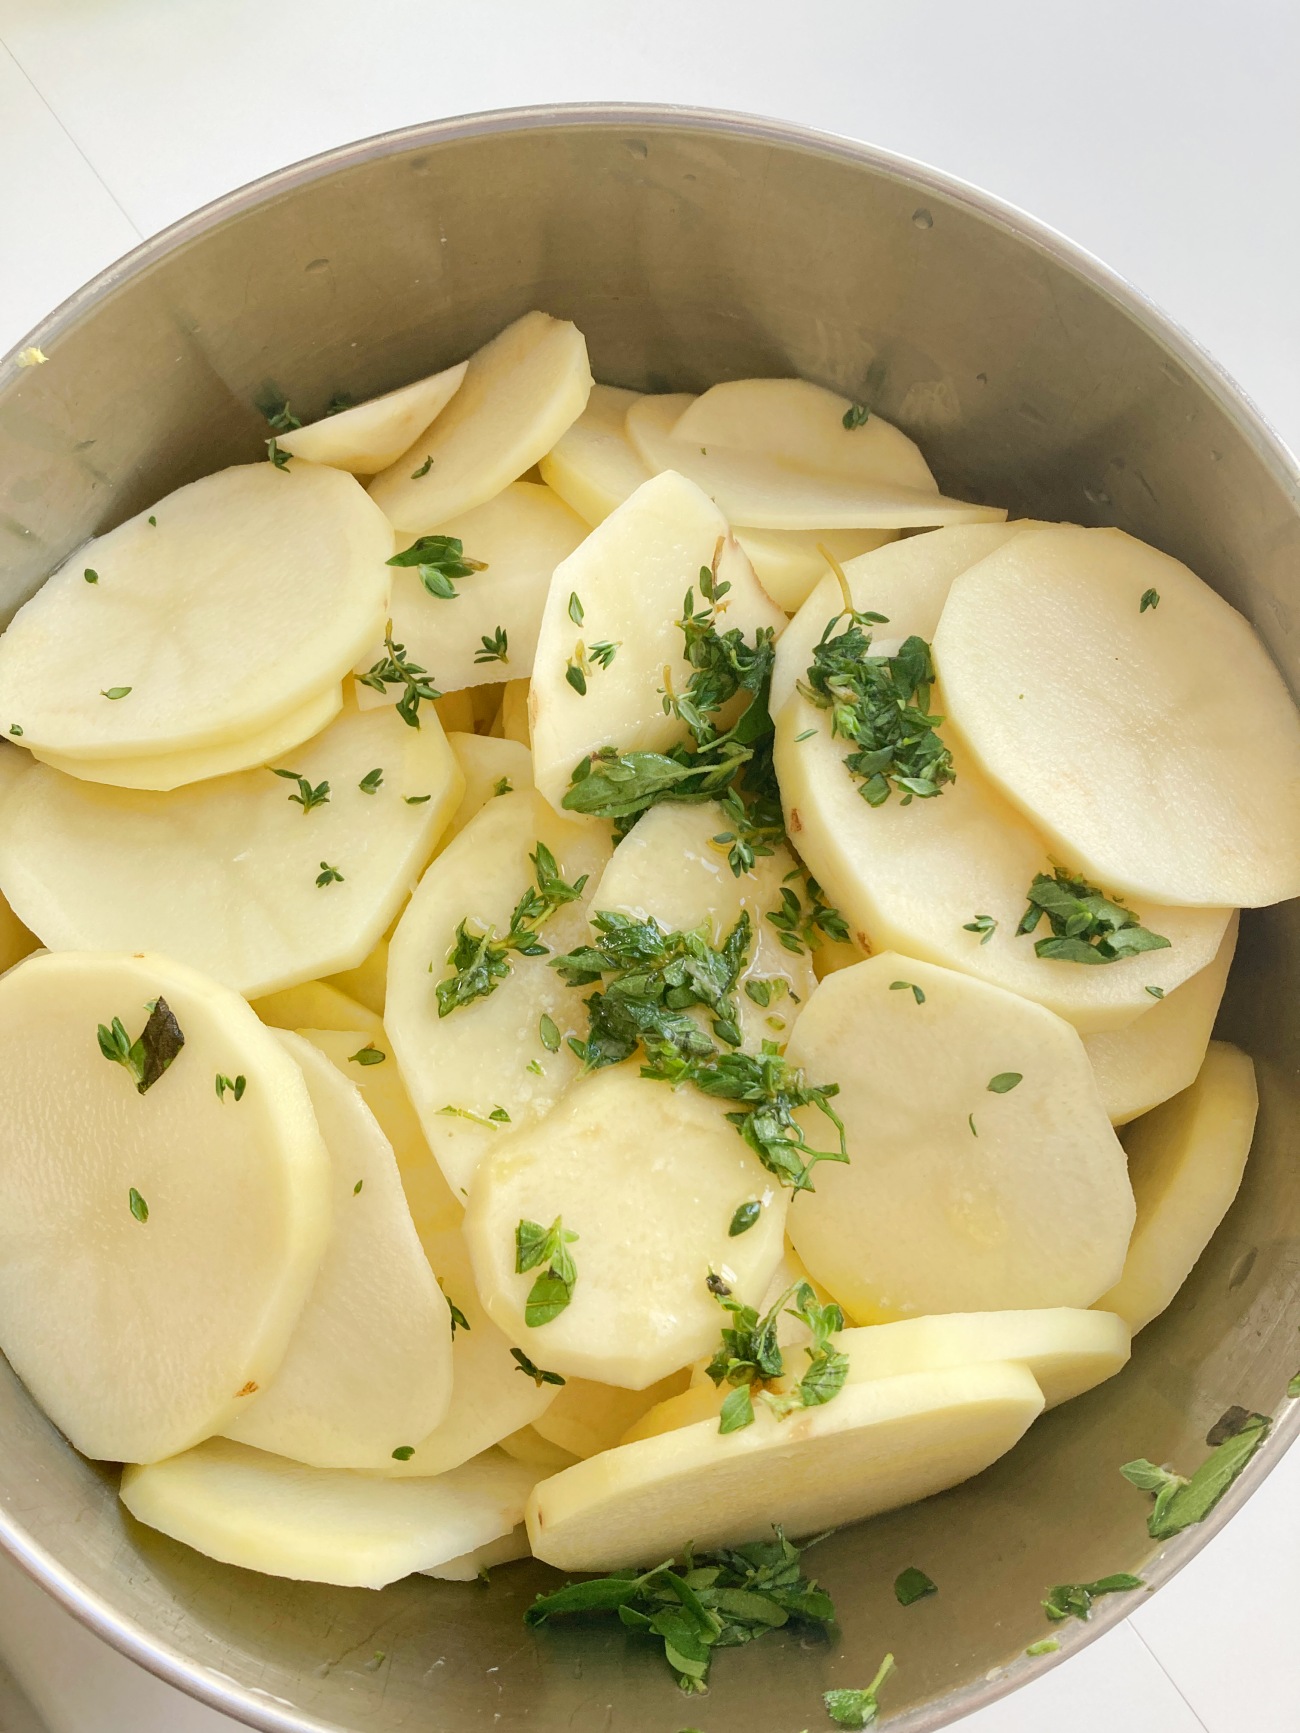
[0,3,1296,1729]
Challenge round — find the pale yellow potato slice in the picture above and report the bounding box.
[529,470,786,813]
[121,1440,538,1589]
[498,1426,581,1473]
[323,937,389,1016]
[439,732,532,851]
[224,1034,451,1467]
[621,1382,725,1444]
[1085,915,1239,1126]
[0,950,330,1463]
[386,789,613,1199]
[786,953,1134,1321]
[500,678,531,745]
[932,524,1300,906]
[1095,1042,1257,1333]
[527,1360,1044,1570]
[625,393,1006,532]
[0,461,392,759]
[0,702,463,999]
[532,1370,692,1460]
[539,383,650,525]
[368,313,593,534]
[733,527,897,613]
[0,887,37,975]
[432,689,475,732]
[277,362,467,474]
[464,1064,787,1388]
[253,982,383,1041]
[424,1525,531,1580]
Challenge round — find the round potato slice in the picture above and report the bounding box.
[368,313,593,534]
[222,1033,451,1468]
[463,1064,788,1388]
[774,694,1230,1033]
[439,731,532,851]
[0,701,463,999]
[539,383,651,525]
[531,1370,692,1460]
[931,524,1300,906]
[1095,1042,1257,1333]
[527,1360,1044,1570]
[276,361,467,475]
[785,953,1134,1321]
[0,950,330,1463]
[121,1440,538,1589]
[386,788,613,1199]
[733,527,897,613]
[529,470,786,814]
[621,1381,726,1444]
[0,461,392,759]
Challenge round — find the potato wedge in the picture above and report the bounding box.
[532,1370,692,1460]
[440,732,532,851]
[277,362,467,474]
[539,383,650,525]
[733,527,897,613]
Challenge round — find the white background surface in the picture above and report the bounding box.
[0,2,1296,1729]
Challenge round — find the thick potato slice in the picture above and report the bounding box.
[785,953,1134,1321]
[527,1361,1043,1570]
[529,470,786,813]
[352,483,588,697]
[499,679,531,745]
[621,1381,725,1444]
[499,1426,581,1473]
[1085,915,1238,1125]
[368,313,593,534]
[1095,1042,1257,1333]
[532,1370,692,1460]
[0,702,463,1000]
[253,982,383,1041]
[224,1034,451,1467]
[440,732,532,850]
[539,383,650,525]
[0,951,330,1463]
[0,462,391,760]
[625,393,1006,532]
[734,527,897,613]
[425,1526,531,1581]
[386,789,613,1199]
[276,362,467,474]
[463,1064,787,1388]
[323,938,389,1017]
[121,1440,537,1589]
[932,524,1300,906]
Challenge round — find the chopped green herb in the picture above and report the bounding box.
[987,1072,1022,1093]
[765,877,851,955]
[894,1567,937,1606]
[842,402,871,431]
[84,568,98,584]
[565,658,587,696]
[1043,1575,1143,1622]
[1140,588,1160,612]
[1120,1411,1270,1538]
[743,977,787,1009]
[566,638,618,690]
[388,533,488,599]
[963,914,998,945]
[101,686,132,700]
[266,437,292,470]
[710,782,785,878]
[404,793,431,804]
[590,639,619,669]
[98,999,185,1095]
[526,1058,544,1075]
[444,1292,471,1336]
[1205,1404,1253,1447]
[1026,1638,1060,1656]
[968,1113,978,1137]
[706,1280,847,1427]
[437,1104,507,1128]
[824,1653,895,1727]
[1017,868,1170,964]
[353,1179,363,1195]
[8,725,21,736]
[214,1072,246,1102]
[489,1105,511,1123]
[794,727,818,742]
[348,1044,386,1066]
[1145,984,1165,999]
[492,776,513,796]
[391,1445,415,1462]
[1288,1370,1300,1399]
[316,861,344,887]
[357,625,442,728]
[728,1199,762,1237]
[510,1348,565,1386]
[261,399,302,433]
[538,1012,561,1052]
[128,1187,149,1223]
[436,842,589,1017]
[568,591,584,626]
[271,767,330,813]
[515,1215,579,1326]
[148,516,157,527]
[358,767,384,794]
[325,393,353,416]
[410,455,433,479]
[890,980,925,1005]
[475,627,510,665]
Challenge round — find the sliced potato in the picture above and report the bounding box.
[322,937,389,1017]
[621,1382,725,1444]
[527,1361,1044,1570]
[532,1369,692,1460]
[253,981,383,1041]
[539,383,650,525]
[786,953,1134,1321]
[529,470,786,813]
[733,527,897,613]
[424,1525,531,1581]
[0,701,463,1000]
[121,1440,537,1589]
[464,1064,787,1387]
[0,887,37,975]
[932,524,1300,906]
[1095,1042,1257,1333]
[0,462,391,759]
[368,313,593,534]
[499,679,531,746]
[774,693,1231,1033]
[1085,915,1239,1125]
[498,1426,581,1473]
[440,732,532,850]
[0,950,330,1463]
[430,689,475,733]
[277,362,467,474]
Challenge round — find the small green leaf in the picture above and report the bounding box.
[8,725,21,736]
[539,1012,561,1052]
[101,686,132,700]
[353,1179,364,1195]
[404,793,431,804]
[1122,1412,1271,1538]
[842,402,871,430]
[215,1073,246,1102]
[128,1187,149,1223]
[968,1113,977,1136]
[492,776,513,796]
[358,767,384,794]
[98,998,186,1094]
[1140,588,1160,612]
[1043,1574,1143,1622]
[565,659,588,696]
[266,437,292,470]
[509,1348,566,1386]
[794,727,818,742]
[391,1445,415,1461]
[1145,984,1165,999]
[410,455,433,478]
[963,914,998,945]
[316,861,344,886]
[987,1072,1022,1093]
[1025,1638,1059,1656]
[444,1291,471,1335]
[348,1044,386,1066]
[890,980,925,1005]
[719,1385,755,1433]
[84,568,99,583]
[568,591,585,626]
[1288,1370,1300,1399]
[729,1199,762,1236]
[823,1654,894,1727]
[148,516,157,526]
[893,1567,937,1606]
[474,626,509,665]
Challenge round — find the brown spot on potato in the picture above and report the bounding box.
[857,933,873,955]
[234,1381,259,1398]
[789,809,802,833]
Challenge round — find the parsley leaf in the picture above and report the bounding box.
[1043,1574,1143,1622]
[538,1012,561,1052]
[1120,1411,1270,1538]
[436,843,589,1018]
[474,627,509,665]
[97,998,185,1095]
[894,1567,937,1606]
[357,624,442,728]
[824,1653,895,1726]
[84,568,99,584]
[388,533,488,601]
[1017,868,1170,964]
[391,1445,415,1461]
[348,1044,386,1066]
[510,1348,566,1386]
[271,766,330,813]
[515,1215,579,1326]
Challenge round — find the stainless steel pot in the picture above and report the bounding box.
[0,104,1296,1733]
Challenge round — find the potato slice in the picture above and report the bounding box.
[932,524,1300,906]
[733,527,896,613]
[532,1370,692,1460]
[774,694,1231,1033]
[0,950,330,1463]
[276,362,467,474]
[368,313,593,534]
[253,982,383,1040]
[322,937,389,1017]
[0,462,391,759]
[1085,914,1238,1125]
[500,678,531,745]
[1095,1042,1257,1333]
[463,1064,788,1387]
[529,470,786,813]
[527,1361,1043,1570]
[121,1440,537,1589]
[0,888,37,975]
[499,1426,581,1472]
[0,701,463,999]
[785,953,1134,1321]
[386,788,613,1199]
[539,383,650,525]
[440,732,532,850]
[424,1525,531,1581]
[621,1382,725,1444]
[625,393,1006,532]
[223,1033,451,1467]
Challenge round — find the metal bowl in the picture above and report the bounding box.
[0,104,1296,1733]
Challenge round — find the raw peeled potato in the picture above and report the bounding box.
[527,1361,1044,1570]
[440,732,532,849]
[0,462,392,760]
[0,887,36,975]
[733,527,897,613]
[121,1440,537,1590]
[532,1371,692,1460]
[0,701,463,999]
[368,313,593,534]
[223,1033,452,1468]
[276,361,467,474]
[498,1426,580,1474]
[785,953,1135,1321]
[1085,914,1239,1125]
[425,1526,531,1581]
[621,1382,726,1445]
[385,789,613,1199]
[529,470,786,813]
[0,951,330,1463]
[1095,1042,1257,1333]
[499,678,531,745]
[323,938,389,1017]
[932,524,1300,906]
[464,1064,788,1387]
[539,383,650,525]
[253,982,383,1042]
